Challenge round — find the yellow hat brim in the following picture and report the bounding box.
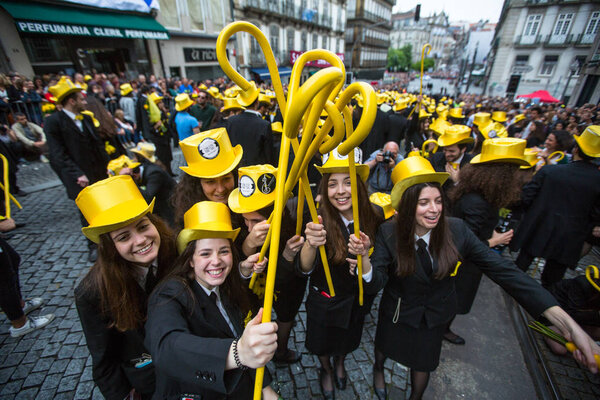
[55,87,83,103]
[179,145,243,179]
[177,227,240,254]
[237,85,260,107]
[492,117,507,122]
[470,154,530,166]
[314,164,370,182]
[131,149,157,163]
[175,98,195,111]
[121,88,132,96]
[391,173,449,210]
[81,198,155,243]
[574,134,600,158]
[437,136,474,147]
[228,188,275,214]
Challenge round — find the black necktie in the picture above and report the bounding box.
[416,239,433,277]
[347,222,354,234]
[145,265,157,293]
[209,292,218,305]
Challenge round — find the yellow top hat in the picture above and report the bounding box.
[513,114,526,124]
[473,112,491,127]
[149,92,163,104]
[271,121,283,134]
[429,118,451,136]
[427,104,436,114]
[393,100,408,112]
[369,192,394,220]
[198,83,208,90]
[207,86,221,98]
[449,108,465,119]
[120,83,133,96]
[49,76,83,103]
[265,91,276,100]
[574,125,600,158]
[258,93,271,105]
[80,110,100,128]
[390,156,449,210]
[492,111,507,122]
[131,142,157,163]
[521,148,540,169]
[419,109,432,119]
[176,201,240,253]
[436,105,448,114]
[84,74,92,82]
[237,81,260,107]
[315,145,369,182]
[179,128,243,178]
[221,97,244,112]
[437,125,473,147]
[228,164,277,214]
[107,155,140,176]
[76,175,155,243]
[407,150,422,158]
[376,93,387,105]
[481,121,508,139]
[470,138,529,166]
[175,93,194,111]
[476,103,482,108]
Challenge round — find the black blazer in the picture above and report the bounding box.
[353,108,390,157]
[388,112,407,145]
[44,110,109,199]
[226,111,274,167]
[145,279,270,400]
[139,162,176,226]
[370,217,558,330]
[75,280,155,400]
[511,161,600,266]
[429,152,473,193]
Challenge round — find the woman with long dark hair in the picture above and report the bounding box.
[145,201,279,399]
[171,128,241,227]
[74,175,177,399]
[229,164,306,364]
[369,156,600,400]
[445,138,529,345]
[299,148,383,399]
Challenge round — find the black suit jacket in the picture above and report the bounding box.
[139,163,176,227]
[511,161,600,265]
[388,112,407,145]
[135,95,153,141]
[353,108,390,157]
[226,111,274,167]
[429,152,473,193]
[145,279,270,400]
[44,110,108,199]
[75,280,155,400]
[370,218,557,330]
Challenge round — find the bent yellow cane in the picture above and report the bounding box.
[0,154,23,221]
[422,139,439,158]
[407,43,432,119]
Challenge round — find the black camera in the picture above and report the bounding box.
[381,151,393,164]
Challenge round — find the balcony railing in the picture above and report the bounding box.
[543,33,574,47]
[243,0,333,30]
[514,34,543,47]
[573,33,596,46]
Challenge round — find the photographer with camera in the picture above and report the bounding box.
[365,141,403,194]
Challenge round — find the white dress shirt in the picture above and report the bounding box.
[62,108,83,131]
[197,282,238,336]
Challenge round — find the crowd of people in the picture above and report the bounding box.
[0,70,599,400]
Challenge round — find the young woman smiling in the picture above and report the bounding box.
[299,149,382,399]
[171,128,242,227]
[145,201,279,399]
[74,175,176,400]
[369,156,600,400]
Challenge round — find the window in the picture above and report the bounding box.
[287,29,295,52]
[187,0,205,31]
[515,55,529,65]
[158,0,180,29]
[301,32,307,52]
[269,25,280,53]
[540,55,558,76]
[553,13,573,36]
[585,11,600,35]
[312,33,318,50]
[523,14,542,36]
[207,0,226,31]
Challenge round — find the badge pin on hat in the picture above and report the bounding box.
[179,128,243,178]
[228,164,277,214]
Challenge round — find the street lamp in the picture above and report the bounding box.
[561,60,580,103]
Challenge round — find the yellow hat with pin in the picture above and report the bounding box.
[176,201,240,253]
[315,145,370,182]
[470,138,529,166]
[179,128,243,178]
[49,76,83,103]
[131,142,157,163]
[228,164,277,214]
[76,175,155,243]
[390,156,449,210]
[481,121,508,139]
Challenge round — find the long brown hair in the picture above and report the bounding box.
[163,238,250,316]
[318,173,382,265]
[395,182,459,278]
[79,214,176,331]
[449,163,521,209]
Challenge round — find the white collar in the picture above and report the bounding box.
[340,214,353,230]
[244,109,263,118]
[414,230,432,248]
[197,280,221,300]
[62,108,78,121]
[453,153,464,165]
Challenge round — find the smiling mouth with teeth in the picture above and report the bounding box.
[135,243,153,254]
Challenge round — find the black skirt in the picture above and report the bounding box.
[274,273,307,322]
[375,313,445,372]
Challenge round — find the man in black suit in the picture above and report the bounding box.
[226,85,274,167]
[511,126,600,287]
[429,125,474,193]
[388,100,408,148]
[45,77,109,262]
[353,104,390,157]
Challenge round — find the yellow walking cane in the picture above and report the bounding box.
[407,43,432,119]
[0,154,23,221]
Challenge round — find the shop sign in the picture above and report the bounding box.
[15,21,169,40]
[289,50,345,67]
[183,48,227,63]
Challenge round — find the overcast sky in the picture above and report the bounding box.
[393,0,505,23]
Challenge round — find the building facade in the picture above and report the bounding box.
[231,0,346,83]
[345,0,394,80]
[569,28,600,105]
[485,0,600,100]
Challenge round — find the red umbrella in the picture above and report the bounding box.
[517,90,560,103]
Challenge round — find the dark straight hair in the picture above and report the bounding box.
[394,182,459,278]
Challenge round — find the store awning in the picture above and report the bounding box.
[251,67,292,79]
[0,0,169,40]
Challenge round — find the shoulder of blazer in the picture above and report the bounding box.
[151,278,198,310]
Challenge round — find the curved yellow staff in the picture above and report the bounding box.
[547,150,565,164]
[408,43,432,119]
[586,265,600,292]
[0,154,22,220]
[421,139,439,158]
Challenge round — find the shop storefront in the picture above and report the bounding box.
[0,0,168,77]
